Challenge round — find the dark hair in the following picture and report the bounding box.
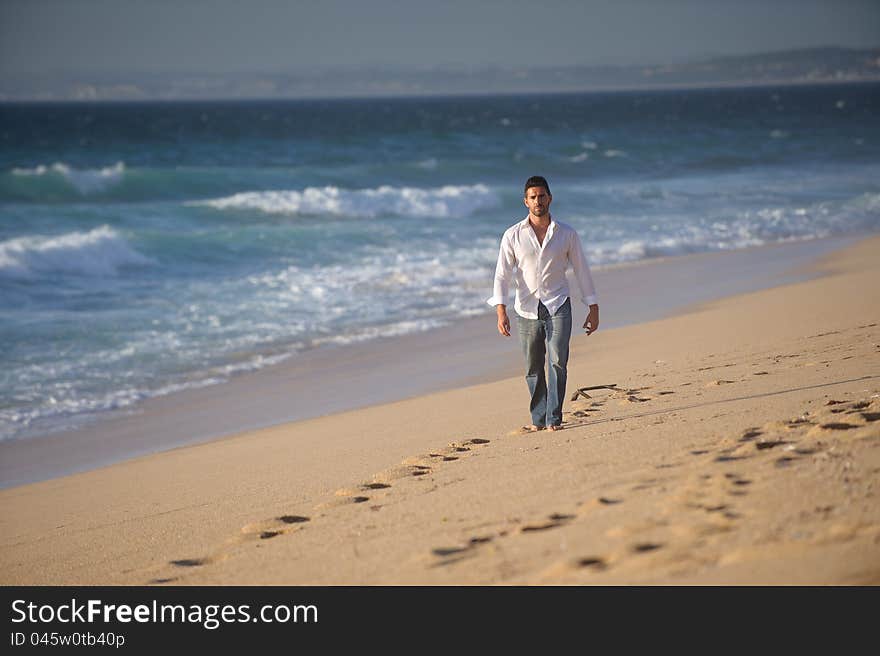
[524,175,551,196]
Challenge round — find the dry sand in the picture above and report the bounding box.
[1,236,878,585]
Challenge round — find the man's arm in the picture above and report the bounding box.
[569,230,600,335]
[487,231,516,337]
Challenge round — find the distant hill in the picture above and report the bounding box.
[647,46,880,87]
[3,47,879,101]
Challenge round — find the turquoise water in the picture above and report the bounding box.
[1,83,879,441]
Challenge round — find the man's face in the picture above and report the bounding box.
[524,186,552,217]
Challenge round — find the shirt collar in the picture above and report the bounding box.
[519,215,554,229]
[519,215,556,237]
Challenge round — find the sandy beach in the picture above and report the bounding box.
[1,235,878,585]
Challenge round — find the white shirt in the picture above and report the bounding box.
[487,216,598,319]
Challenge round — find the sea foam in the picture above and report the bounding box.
[0,225,154,279]
[190,183,500,218]
[11,161,126,194]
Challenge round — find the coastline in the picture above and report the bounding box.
[0,233,877,584]
[0,234,862,489]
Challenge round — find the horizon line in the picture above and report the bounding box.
[2,77,879,105]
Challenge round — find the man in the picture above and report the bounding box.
[487,176,599,431]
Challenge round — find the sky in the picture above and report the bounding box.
[1,0,879,81]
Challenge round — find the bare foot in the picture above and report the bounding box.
[547,424,562,431]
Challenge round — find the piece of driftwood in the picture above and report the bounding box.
[570,384,618,401]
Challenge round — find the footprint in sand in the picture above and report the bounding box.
[611,388,652,404]
[163,513,311,578]
[239,514,311,541]
[168,553,227,569]
[756,439,790,450]
[315,490,371,511]
[163,433,494,579]
[520,513,576,533]
[739,428,763,442]
[170,558,208,567]
[335,488,372,501]
[723,473,751,488]
[576,496,624,515]
[430,535,496,565]
[715,454,748,463]
[446,437,489,449]
[371,440,486,486]
[372,464,431,484]
[428,453,460,462]
[432,545,471,557]
[575,556,609,571]
[538,552,617,580]
[631,542,664,553]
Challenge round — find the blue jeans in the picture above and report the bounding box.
[517,298,572,428]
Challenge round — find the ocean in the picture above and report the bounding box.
[1,82,879,442]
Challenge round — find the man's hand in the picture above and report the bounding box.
[583,304,599,335]
[496,305,511,337]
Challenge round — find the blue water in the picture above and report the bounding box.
[1,83,879,441]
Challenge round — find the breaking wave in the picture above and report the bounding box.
[189,184,501,218]
[0,226,155,279]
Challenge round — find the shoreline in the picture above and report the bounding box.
[0,233,864,490]
[0,234,877,585]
